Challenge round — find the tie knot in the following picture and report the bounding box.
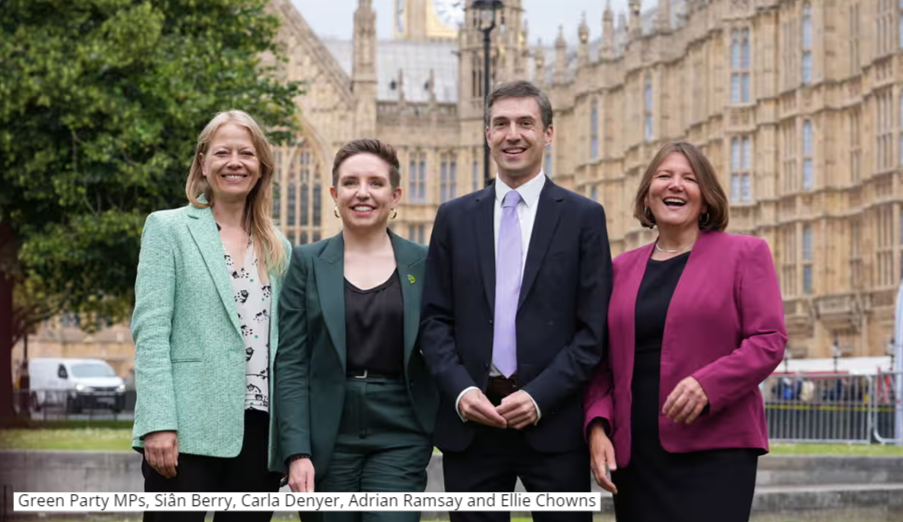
[503,190,522,209]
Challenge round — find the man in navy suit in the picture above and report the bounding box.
[421,81,612,522]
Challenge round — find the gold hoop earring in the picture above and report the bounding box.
[334,206,340,218]
[644,207,656,225]
[699,212,711,227]
[391,209,398,220]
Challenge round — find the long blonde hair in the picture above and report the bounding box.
[185,110,287,277]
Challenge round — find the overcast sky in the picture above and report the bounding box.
[290,0,656,46]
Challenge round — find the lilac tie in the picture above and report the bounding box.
[493,190,523,378]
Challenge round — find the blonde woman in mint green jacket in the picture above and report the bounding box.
[131,110,291,522]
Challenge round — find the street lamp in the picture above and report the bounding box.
[472,0,504,187]
[832,335,841,374]
[888,338,896,372]
[628,0,641,16]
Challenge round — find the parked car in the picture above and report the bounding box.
[28,358,126,413]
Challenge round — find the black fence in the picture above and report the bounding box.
[12,388,136,421]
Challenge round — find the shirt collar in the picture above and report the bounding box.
[494,172,546,208]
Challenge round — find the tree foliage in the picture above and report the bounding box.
[0,0,301,335]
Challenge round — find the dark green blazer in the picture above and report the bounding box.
[273,230,437,475]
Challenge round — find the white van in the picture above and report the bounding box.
[28,358,126,413]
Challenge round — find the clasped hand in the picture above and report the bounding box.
[458,389,538,429]
[663,376,709,424]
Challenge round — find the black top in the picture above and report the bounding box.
[632,252,690,437]
[345,268,405,377]
[634,253,690,355]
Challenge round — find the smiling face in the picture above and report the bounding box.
[331,152,401,232]
[486,96,553,186]
[200,123,261,203]
[644,152,707,231]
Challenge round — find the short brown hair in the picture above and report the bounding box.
[634,142,729,232]
[486,80,553,129]
[331,138,401,189]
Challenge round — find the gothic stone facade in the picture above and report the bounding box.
[270,0,903,360]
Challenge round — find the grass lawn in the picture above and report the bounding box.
[770,442,903,456]
[0,428,133,451]
[4,427,903,457]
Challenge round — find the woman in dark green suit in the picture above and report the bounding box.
[274,138,438,522]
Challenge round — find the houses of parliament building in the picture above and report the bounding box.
[18,0,903,373]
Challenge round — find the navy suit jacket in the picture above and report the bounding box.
[420,178,612,453]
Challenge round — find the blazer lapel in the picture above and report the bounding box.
[661,231,716,355]
[473,186,497,315]
[617,243,654,381]
[267,251,283,369]
[518,180,564,310]
[391,232,425,372]
[184,204,242,335]
[314,234,347,370]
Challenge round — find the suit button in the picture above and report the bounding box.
[489,319,493,324]
[483,363,489,370]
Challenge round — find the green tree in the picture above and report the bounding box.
[0,0,301,420]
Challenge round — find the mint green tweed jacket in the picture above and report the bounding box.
[131,202,291,471]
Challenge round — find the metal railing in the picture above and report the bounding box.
[10,373,903,441]
[763,371,902,445]
[11,388,135,421]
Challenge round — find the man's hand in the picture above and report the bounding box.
[288,458,315,493]
[588,421,617,494]
[459,389,507,428]
[144,431,179,479]
[495,390,538,429]
[663,376,709,424]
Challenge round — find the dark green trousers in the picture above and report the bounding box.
[303,377,432,522]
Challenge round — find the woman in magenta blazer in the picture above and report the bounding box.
[584,142,787,522]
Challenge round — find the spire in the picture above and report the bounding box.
[427,69,437,104]
[521,19,529,51]
[534,39,546,85]
[554,25,567,84]
[578,12,590,66]
[656,0,671,33]
[352,0,376,85]
[602,0,614,59]
[515,18,529,78]
[397,69,405,103]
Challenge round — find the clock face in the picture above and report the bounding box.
[396,0,405,34]
[433,0,464,28]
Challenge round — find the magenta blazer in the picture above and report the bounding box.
[583,231,787,468]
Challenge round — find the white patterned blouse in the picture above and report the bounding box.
[224,237,272,413]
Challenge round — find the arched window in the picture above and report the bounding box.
[544,145,552,176]
[802,224,813,294]
[802,120,814,190]
[801,3,813,84]
[590,100,599,159]
[643,78,654,141]
[287,182,297,226]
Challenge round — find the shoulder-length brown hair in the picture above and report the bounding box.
[185,110,287,277]
[633,142,729,232]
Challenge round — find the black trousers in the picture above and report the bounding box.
[442,423,592,522]
[142,409,281,522]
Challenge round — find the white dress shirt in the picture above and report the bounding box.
[456,173,546,423]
